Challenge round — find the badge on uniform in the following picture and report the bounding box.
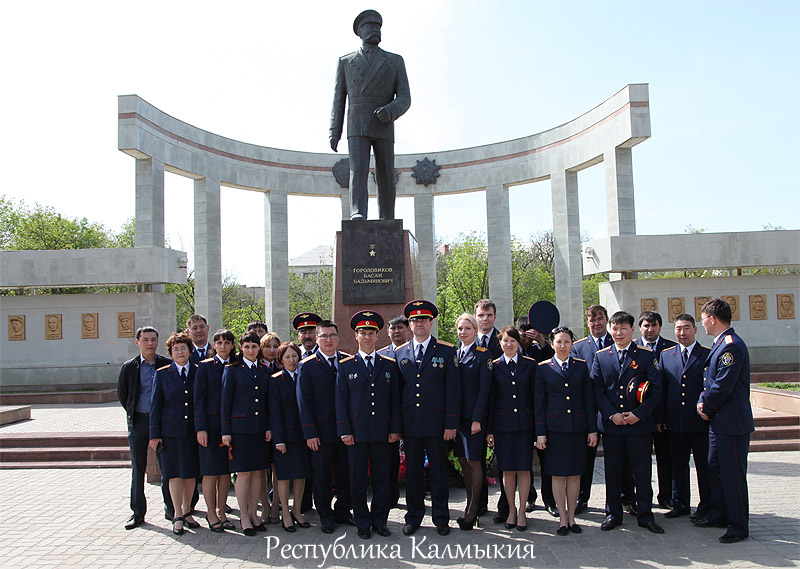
[432,356,442,368]
[629,360,639,370]
[653,359,660,370]
[385,371,391,380]
[487,359,493,370]
[453,354,459,368]
[721,352,734,366]
[349,373,357,380]
[401,358,409,366]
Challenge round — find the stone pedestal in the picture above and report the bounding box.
[333,220,420,355]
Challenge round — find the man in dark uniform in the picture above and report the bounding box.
[592,311,664,534]
[474,299,503,358]
[395,300,460,536]
[570,304,612,514]
[636,310,678,510]
[329,9,411,220]
[336,310,401,538]
[117,326,172,529]
[297,319,354,533]
[294,313,322,360]
[695,298,754,543]
[378,315,413,508]
[659,314,711,520]
[187,314,213,365]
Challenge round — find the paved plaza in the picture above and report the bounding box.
[1,404,799,568]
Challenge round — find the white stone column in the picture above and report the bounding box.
[485,184,514,327]
[265,189,290,341]
[551,170,584,333]
[193,176,223,328]
[604,147,637,281]
[413,188,437,334]
[135,157,165,293]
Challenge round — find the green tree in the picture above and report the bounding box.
[289,267,334,321]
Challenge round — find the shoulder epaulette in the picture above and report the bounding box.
[271,370,283,378]
[379,354,396,362]
[573,357,586,362]
[475,346,487,352]
[301,354,317,363]
[574,337,589,344]
[339,355,355,363]
[397,341,410,349]
[663,345,678,353]
[538,359,552,366]
[437,340,455,347]
[225,362,236,367]
[339,351,352,358]
[724,335,733,344]
[200,357,214,363]
[493,357,503,363]
[639,344,653,352]
[157,364,171,372]
[598,346,612,353]
[522,355,536,362]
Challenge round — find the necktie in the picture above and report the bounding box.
[459,349,466,363]
[648,342,656,351]
[197,348,204,359]
[561,361,569,375]
[328,356,337,371]
[416,344,424,367]
[180,367,187,381]
[618,349,626,369]
[681,348,688,366]
[303,350,311,360]
[365,355,374,375]
[481,335,488,349]
[597,337,603,350]
[508,359,517,375]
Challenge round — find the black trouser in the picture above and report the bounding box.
[708,429,750,537]
[348,441,390,529]
[128,412,172,518]
[602,433,654,524]
[311,440,352,525]
[404,436,449,526]
[389,440,400,506]
[653,430,674,505]
[578,440,598,503]
[668,430,711,516]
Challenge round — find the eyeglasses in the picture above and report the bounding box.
[317,333,339,340]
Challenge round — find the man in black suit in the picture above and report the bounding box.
[474,299,502,358]
[330,9,411,220]
[117,326,172,529]
[187,314,212,365]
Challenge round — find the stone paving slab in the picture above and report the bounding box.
[0,450,798,568]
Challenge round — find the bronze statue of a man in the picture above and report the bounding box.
[330,10,411,220]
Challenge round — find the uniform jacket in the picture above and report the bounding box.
[487,355,536,434]
[591,343,662,435]
[269,368,305,445]
[149,362,197,439]
[336,353,401,442]
[698,328,754,435]
[189,343,213,366]
[455,343,492,425]
[330,46,411,142]
[117,353,171,427]
[570,333,612,370]
[220,361,270,436]
[377,343,398,357]
[534,357,596,435]
[523,341,555,363]
[394,337,461,438]
[194,356,226,432]
[298,351,347,443]
[479,327,503,359]
[659,343,710,433]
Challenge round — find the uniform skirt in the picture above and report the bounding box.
[455,420,485,461]
[494,430,534,472]
[544,431,587,477]
[228,433,268,473]
[160,435,200,480]
[273,441,311,480]
[197,429,230,476]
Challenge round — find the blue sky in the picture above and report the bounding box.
[1,0,798,286]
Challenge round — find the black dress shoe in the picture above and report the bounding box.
[692,517,727,528]
[546,505,559,518]
[493,512,509,524]
[291,512,311,528]
[402,524,419,536]
[657,497,672,509]
[357,527,371,539]
[436,524,450,536]
[575,500,588,515]
[321,523,335,534]
[622,502,639,516]
[556,525,569,536]
[570,523,582,534]
[374,526,391,537]
[600,517,622,531]
[504,522,516,530]
[664,508,690,518]
[525,501,535,513]
[639,521,665,534]
[243,527,256,537]
[719,533,748,544]
[283,522,296,533]
[253,522,267,532]
[183,517,200,529]
[172,516,185,536]
[125,516,144,530]
[165,511,174,521]
[516,523,527,532]
[336,515,357,526]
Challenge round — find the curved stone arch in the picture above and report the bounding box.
[119,84,650,338]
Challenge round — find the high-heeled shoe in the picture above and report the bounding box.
[172,516,185,536]
[183,516,200,529]
[283,519,296,533]
[457,513,478,531]
[291,512,310,529]
[206,516,224,533]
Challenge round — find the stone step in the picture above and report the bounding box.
[753,411,799,428]
[0,431,128,448]
[751,371,800,384]
[0,460,131,470]
[751,425,800,440]
[749,439,800,452]
[0,405,31,426]
[0,389,118,405]
[0,447,131,462]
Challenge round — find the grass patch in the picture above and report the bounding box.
[758,382,800,391]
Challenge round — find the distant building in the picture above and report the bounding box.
[289,245,334,277]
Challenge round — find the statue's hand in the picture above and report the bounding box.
[329,137,339,152]
[374,106,391,123]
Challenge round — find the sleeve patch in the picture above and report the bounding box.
[720,352,734,366]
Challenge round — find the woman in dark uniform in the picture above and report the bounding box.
[194,329,236,532]
[454,313,492,530]
[259,332,282,523]
[534,326,597,535]
[221,331,271,536]
[149,332,200,536]
[486,326,536,532]
[269,342,312,532]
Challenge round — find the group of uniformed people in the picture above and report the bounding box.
[119,296,751,544]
